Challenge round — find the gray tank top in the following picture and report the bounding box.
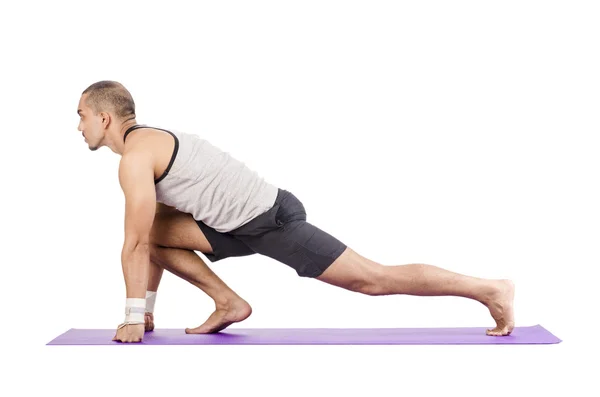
[124,124,279,233]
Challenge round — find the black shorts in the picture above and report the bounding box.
[195,188,347,278]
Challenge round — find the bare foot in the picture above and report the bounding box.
[185,299,252,334]
[145,312,154,332]
[483,279,515,336]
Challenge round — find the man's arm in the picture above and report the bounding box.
[118,151,156,300]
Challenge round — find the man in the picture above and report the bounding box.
[77,80,515,343]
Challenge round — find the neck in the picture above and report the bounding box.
[114,119,139,155]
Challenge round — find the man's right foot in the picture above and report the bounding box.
[185,298,252,334]
[483,279,515,336]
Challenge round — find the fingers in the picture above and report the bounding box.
[113,336,143,343]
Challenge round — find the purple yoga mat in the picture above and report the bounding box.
[47,324,561,345]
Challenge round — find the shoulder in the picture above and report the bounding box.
[123,126,175,156]
[118,148,154,186]
[122,127,162,161]
[124,126,162,148]
[120,148,153,166]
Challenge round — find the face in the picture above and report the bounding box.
[77,94,106,151]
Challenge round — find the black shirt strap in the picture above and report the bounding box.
[123,124,147,142]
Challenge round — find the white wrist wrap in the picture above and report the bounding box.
[145,291,157,313]
[124,298,146,324]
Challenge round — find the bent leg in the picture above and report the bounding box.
[148,202,194,292]
[149,209,252,333]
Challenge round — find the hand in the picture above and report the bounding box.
[112,323,145,343]
[145,312,155,332]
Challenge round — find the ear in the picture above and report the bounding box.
[100,111,111,128]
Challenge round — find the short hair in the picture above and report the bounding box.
[82,80,136,120]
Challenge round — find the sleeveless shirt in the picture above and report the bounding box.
[123,124,278,233]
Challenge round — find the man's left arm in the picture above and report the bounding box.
[118,152,156,305]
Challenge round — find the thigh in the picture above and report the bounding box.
[231,190,348,277]
[314,246,384,293]
[152,206,256,262]
[151,210,214,253]
[270,219,349,278]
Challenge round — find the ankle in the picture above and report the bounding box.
[479,280,500,306]
[214,294,244,309]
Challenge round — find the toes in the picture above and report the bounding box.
[486,327,512,336]
[185,327,206,334]
[185,324,230,334]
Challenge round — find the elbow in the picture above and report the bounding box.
[123,239,150,253]
[133,241,150,251]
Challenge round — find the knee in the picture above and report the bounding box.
[356,265,387,296]
[149,223,160,246]
[156,202,177,214]
[148,243,162,264]
[149,212,167,246]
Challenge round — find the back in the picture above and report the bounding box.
[125,124,279,233]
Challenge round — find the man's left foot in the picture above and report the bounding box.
[185,299,252,334]
[484,279,515,336]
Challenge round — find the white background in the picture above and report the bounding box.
[1,0,598,396]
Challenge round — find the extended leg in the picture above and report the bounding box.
[316,247,515,336]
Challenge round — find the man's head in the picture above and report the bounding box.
[77,81,136,152]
